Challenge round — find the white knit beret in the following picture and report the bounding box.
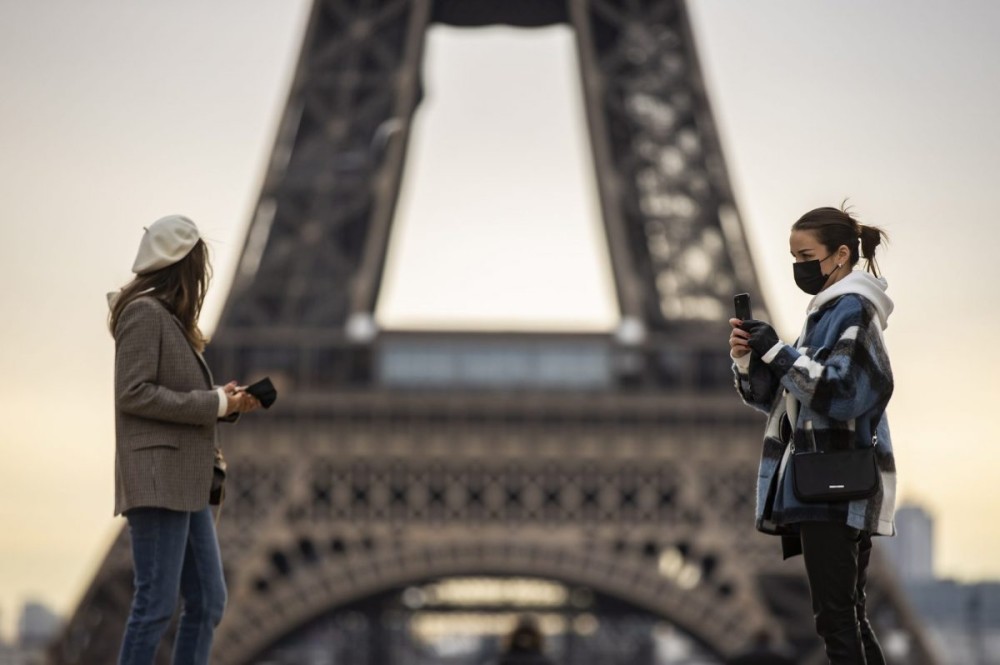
[132,215,201,274]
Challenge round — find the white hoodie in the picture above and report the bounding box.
[805,270,893,332]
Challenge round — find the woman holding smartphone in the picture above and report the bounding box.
[109,215,259,665]
[728,206,897,664]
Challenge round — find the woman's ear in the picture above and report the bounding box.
[837,244,852,267]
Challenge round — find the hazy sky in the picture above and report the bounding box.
[1,0,999,642]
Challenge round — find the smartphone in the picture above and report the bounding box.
[734,293,753,321]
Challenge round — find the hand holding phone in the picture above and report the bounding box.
[239,377,277,409]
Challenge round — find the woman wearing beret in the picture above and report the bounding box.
[108,215,259,665]
[729,207,897,664]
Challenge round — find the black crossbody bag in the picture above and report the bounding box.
[792,414,882,503]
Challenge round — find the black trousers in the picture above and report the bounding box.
[799,522,886,665]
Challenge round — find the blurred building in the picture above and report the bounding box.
[17,602,60,651]
[905,581,1000,665]
[883,504,935,583]
[880,503,1000,663]
[0,601,60,665]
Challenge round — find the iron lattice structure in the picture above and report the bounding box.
[53,1,937,663]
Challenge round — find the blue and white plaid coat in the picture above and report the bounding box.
[733,272,897,542]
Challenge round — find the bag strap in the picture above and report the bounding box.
[793,402,885,453]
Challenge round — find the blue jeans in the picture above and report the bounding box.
[118,507,227,665]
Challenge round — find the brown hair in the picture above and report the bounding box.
[108,239,212,352]
[792,204,888,277]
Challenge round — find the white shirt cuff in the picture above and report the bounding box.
[761,341,785,364]
[731,350,751,374]
[216,388,228,418]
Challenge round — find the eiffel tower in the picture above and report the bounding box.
[53,1,936,663]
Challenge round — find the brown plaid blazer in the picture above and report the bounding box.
[113,296,227,515]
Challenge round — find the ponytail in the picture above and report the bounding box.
[858,224,888,277]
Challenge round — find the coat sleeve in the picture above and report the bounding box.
[114,299,219,426]
[210,384,240,423]
[762,297,893,422]
[733,354,782,414]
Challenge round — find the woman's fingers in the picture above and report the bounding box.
[237,393,261,413]
[730,329,750,345]
[729,322,751,358]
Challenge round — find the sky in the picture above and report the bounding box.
[1,0,999,643]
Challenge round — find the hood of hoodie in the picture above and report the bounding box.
[807,270,893,330]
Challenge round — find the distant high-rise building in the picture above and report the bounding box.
[17,601,60,650]
[884,503,935,583]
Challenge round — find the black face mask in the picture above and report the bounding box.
[793,255,835,295]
